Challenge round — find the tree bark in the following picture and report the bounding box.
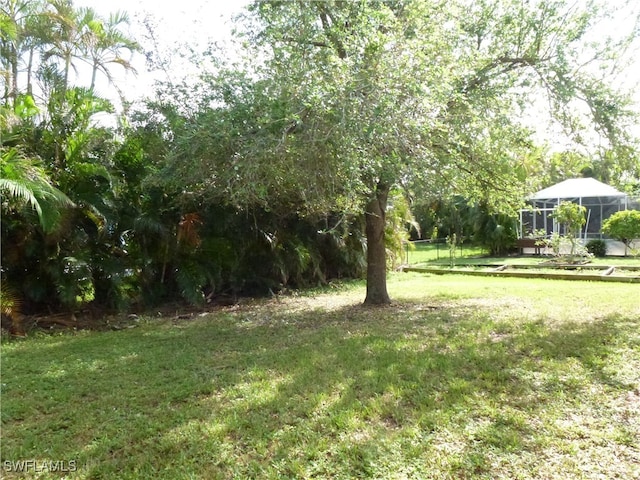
[364,182,391,305]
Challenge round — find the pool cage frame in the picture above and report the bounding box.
[519,179,630,241]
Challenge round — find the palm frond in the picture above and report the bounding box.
[0,178,42,216]
[133,213,169,237]
[0,283,25,336]
[1,147,74,231]
[175,260,208,306]
[0,285,21,319]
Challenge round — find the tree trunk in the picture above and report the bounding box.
[90,62,98,90]
[10,48,19,106]
[27,48,35,96]
[364,183,391,305]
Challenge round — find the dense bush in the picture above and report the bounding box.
[602,210,640,256]
[586,239,607,257]
[1,105,372,314]
[411,196,517,255]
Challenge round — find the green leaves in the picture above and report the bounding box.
[149,0,640,304]
[13,93,39,118]
[551,201,587,232]
[550,201,588,258]
[602,210,640,255]
[0,147,73,233]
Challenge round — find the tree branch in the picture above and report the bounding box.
[316,5,347,59]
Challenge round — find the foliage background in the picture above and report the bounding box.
[1,0,639,318]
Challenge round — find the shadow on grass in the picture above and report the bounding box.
[1,302,638,479]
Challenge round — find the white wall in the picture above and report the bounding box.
[602,239,639,256]
[520,239,639,256]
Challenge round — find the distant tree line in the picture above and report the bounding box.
[2,0,639,325]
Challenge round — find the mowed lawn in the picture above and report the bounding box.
[2,273,639,479]
[405,241,640,267]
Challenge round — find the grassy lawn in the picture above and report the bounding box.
[406,241,640,267]
[405,242,488,265]
[2,273,639,479]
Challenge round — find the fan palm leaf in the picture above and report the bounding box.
[0,146,74,232]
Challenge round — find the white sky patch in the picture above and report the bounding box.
[72,0,250,109]
[74,0,639,145]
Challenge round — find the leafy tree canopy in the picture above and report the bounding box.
[602,209,640,255]
[156,0,639,304]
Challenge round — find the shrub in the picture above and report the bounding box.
[602,210,640,256]
[586,239,607,257]
[472,212,517,256]
[550,201,586,259]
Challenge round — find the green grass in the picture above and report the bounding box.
[2,274,640,479]
[405,241,487,265]
[406,242,640,267]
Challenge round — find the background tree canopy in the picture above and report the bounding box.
[1,0,639,319]
[159,0,640,303]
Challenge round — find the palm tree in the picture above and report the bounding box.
[0,2,19,104]
[0,146,73,232]
[40,2,140,95]
[0,96,73,232]
[81,10,140,91]
[38,0,76,91]
[0,0,47,106]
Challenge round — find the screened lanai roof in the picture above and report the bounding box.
[521,177,629,241]
[530,177,626,201]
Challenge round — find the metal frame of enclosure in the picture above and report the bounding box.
[519,178,630,240]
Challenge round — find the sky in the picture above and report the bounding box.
[72,0,251,105]
[73,0,640,144]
